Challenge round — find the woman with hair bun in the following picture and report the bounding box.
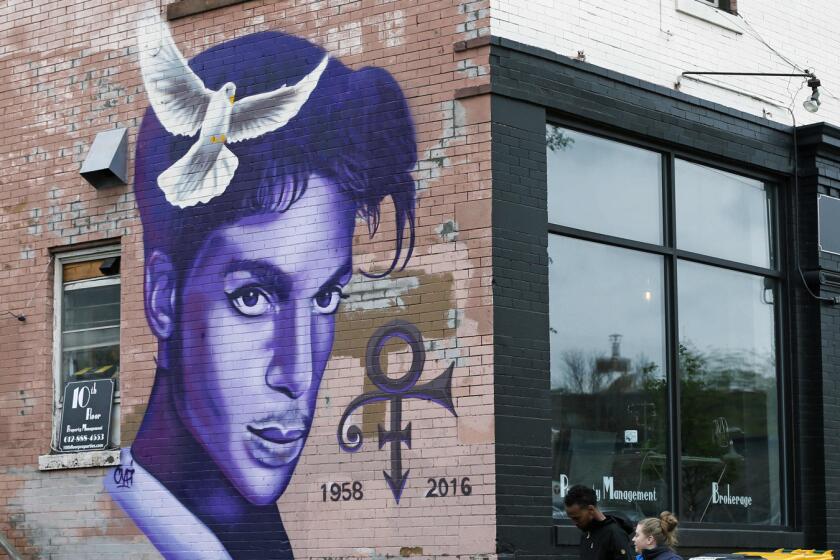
[631,511,683,560]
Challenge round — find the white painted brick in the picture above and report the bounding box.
[492,0,840,126]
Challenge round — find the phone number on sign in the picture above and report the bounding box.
[63,433,105,444]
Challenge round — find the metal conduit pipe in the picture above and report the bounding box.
[0,532,23,560]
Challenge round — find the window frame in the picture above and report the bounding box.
[675,0,743,34]
[700,0,737,15]
[50,245,122,455]
[546,119,793,530]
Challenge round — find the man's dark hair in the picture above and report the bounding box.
[135,31,417,280]
[564,484,598,508]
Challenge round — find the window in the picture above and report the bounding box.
[675,0,742,33]
[698,0,737,14]
[547,125,782,526]
[52,247,121,452]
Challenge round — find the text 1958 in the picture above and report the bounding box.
[321,481,363,501]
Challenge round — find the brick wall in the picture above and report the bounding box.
[487,36,835,552]
[491,0,840,128]
[490,95,553,559]
[0,0,496,558]
[796,125,840,549]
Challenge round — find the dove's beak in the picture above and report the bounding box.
[230,95,235,104]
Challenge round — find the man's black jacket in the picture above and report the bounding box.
[577,515,635,560]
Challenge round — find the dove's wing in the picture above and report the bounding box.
[157,141,239,208]
[227,55,329,143]
[138,17,214,137]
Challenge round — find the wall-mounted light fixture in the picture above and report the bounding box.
[681,72,839,306]
[803,77,821,113]
[680,70,823,113]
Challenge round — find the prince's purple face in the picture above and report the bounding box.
[174,174,355,505]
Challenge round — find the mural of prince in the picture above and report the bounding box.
[105,18,417,560]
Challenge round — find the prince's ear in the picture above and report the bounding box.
[145,249,176,340]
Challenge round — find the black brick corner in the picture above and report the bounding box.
[491,94,555,559]
[795,122,840,549]
[489,36,840,554]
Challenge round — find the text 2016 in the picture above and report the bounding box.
[425,477,471,498]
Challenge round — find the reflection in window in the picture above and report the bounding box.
[676,159,775,268]
[677,261,779,524]
[549,236,668,521]
[547,125,783,527]
[547,125,663,244]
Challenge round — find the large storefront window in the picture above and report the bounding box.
[549,237,669,519]
[677,262,780,524]
[547,125,782,526]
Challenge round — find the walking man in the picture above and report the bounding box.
[565,485,635,560]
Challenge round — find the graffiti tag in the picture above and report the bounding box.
[113,462,135,489]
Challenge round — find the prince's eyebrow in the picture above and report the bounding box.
[222,259,291,301]
[222,258,353,301]
[320,259,353,294]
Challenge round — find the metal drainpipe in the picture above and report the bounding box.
[0,532,23,560]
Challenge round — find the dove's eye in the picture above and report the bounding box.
[227,285,273,317]
[312,285,347,315]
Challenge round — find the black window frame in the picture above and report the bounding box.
[546,118,794,532]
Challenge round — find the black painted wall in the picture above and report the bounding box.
[489,37,840,555]
[796,124,840,549]
[491,94,554,559]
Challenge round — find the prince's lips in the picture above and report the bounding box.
[247,425,306,444]
[245,422,308,468]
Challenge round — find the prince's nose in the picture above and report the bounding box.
[265,297,312,399]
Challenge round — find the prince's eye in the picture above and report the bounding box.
[312,286,347,315]
[227,286,272,316]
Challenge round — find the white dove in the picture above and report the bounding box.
[137,17,329,208]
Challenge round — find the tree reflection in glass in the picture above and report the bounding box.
[549,236,668,522]
[677,261,780,525]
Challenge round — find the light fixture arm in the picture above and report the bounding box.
[679,70,823,114]
[681,71,816,79]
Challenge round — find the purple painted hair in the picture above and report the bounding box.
[134,31,416,277]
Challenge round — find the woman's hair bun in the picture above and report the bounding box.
[659,511,678,534]
[639,512,679,547]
